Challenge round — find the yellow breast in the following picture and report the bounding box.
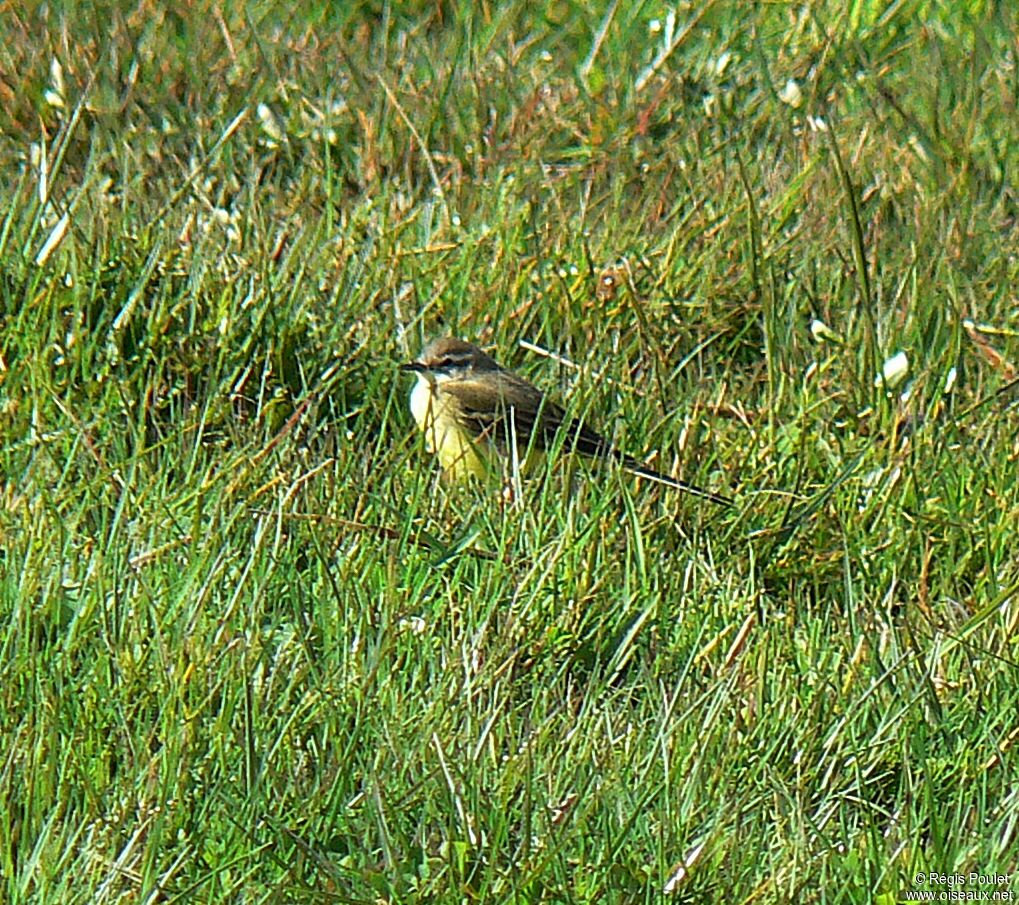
[409,377,489,479]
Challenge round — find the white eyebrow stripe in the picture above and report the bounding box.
[434,353,473,368]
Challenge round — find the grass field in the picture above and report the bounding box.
[2,1,1018,902]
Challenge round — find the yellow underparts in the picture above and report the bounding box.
[410,378,489,479]
[409,377,543,481]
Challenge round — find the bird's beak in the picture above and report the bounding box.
[400,361,425,373]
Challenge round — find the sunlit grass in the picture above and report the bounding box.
[1,2,1017,902]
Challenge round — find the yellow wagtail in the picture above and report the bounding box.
[401,337,732,505]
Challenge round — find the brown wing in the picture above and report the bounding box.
[447,372,620,461]
[447,372,733,504]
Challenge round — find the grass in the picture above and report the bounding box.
[1,0,1018,902]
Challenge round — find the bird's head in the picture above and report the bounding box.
[401,337,501,384]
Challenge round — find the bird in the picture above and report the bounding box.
[400,337,732,506]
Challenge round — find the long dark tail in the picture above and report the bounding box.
[555,416,733,505]
[624,460,733,506]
